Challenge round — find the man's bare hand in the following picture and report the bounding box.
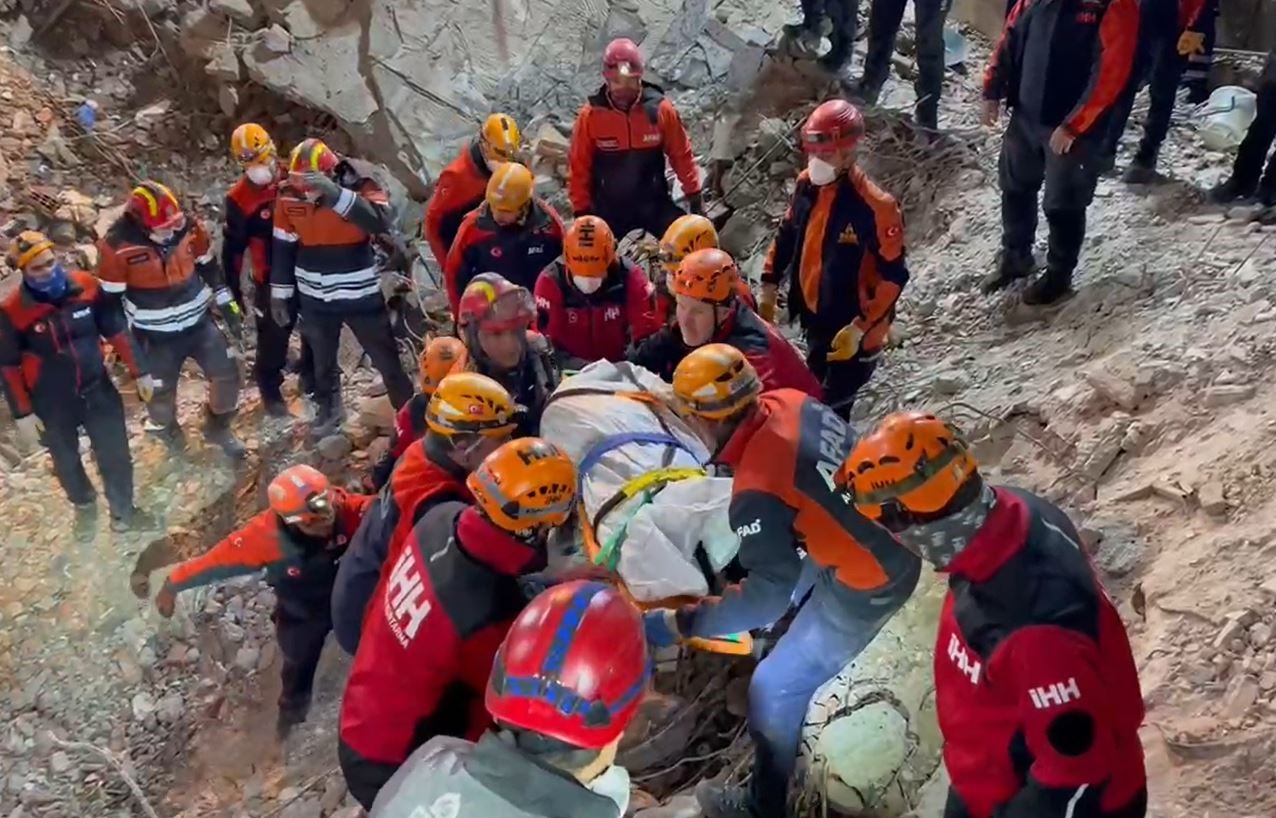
[1049,126,1076,156]
[981,99,1001,127]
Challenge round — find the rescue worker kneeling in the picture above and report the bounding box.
[534,215,660,369]
[337,438,578,809]
[154,465,372,738]
[653,214,757,326]
[458,274,560,434]
[444,162,565,317]
[366,336,467,491]
[630,248,822,399]
[333,372,518,653]
[371,581,650,817]
[0,231,153,535]
[642,344,920,818]
[839,413,1147,818]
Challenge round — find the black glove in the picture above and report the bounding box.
[270,297,293,328]
[686,191,704,215]
[303,172,344,208]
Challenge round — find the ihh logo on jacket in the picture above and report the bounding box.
[1028,678,1081,710]
[604,306,621,321]
[947,633,981,684]
[384,548,432,647]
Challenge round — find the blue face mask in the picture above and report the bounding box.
[25,263,68,301]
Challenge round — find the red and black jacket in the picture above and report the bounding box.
[332,437,472,653]
[937,487,1146,818]
[0,271,145,418]
[985,0,1140,136]
[473,332,560,437]
[338,501,542,765]
[367,392,431,491]
[533,257,659,367]
[629,304,824,400]
[223,167,284,304]
[443,199,565,317]
[423,140,492,268]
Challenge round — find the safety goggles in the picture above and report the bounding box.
[477,288,536,332]
[279,491,333,526]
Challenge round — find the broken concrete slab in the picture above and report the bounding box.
[211,0,265,28]
[205,42,243,83]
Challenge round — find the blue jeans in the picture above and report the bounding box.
[746,561,896,815]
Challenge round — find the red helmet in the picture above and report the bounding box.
[457,273,535,332]
[126,181,185,233]
[486,581,649,749]
[602,38,644,80]
[289,137,340,175]
[801,99,865,155]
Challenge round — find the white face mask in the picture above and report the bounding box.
[585,764,630,816]
[572,275,604,294]
[808,156,838,186]
[246,164,274,185]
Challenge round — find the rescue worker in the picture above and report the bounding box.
[762,99,908,418]
[534,215,660,369]
[780,0,857,71]
[153,464,372,738]
[97,180,246,457]
[568,38,703,239]
[631,248,822,399]
[642,345,920,818]
[366,336,467,491]
[333,372,518,652]
[652,214,756,327]
[1210,42,1276,208]
[223,122,314,415]
[853,0,951,129]
[457,274,560,435]
[338,437,577,809]
[370,580,649,818]
[424,113,522,267]
[270,138,414,435]
[838,412,1147,818]
[444,162,565,317]
[0,231,154,536]
[980,0,1139,304]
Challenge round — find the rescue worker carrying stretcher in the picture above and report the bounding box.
[653,214,756,326]
[97,180,246,457]
[424,113,523,268]
[333,372,518,653]
[223,122,314,415]
[630,248,822,399]
[1,231,154,537]
[337,437,577,809]
[365,336,467,491]
[763,99,909,419]
[534,215,660,369]
[270,138,414,435]
[457,274,560,435]
[568,38,703,238]
[153,464,372,739]
[444,162,565,317]
[839,413,1147,818]
[642,344,920,818]
[370,580,650,818]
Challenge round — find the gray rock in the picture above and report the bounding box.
[317,434,353,460]
[48,752,71,774]
[211,0,264,26]
[1203,384,1256,407]
[222,621,246,644]
[259,23,293,54]
[1080,519,1144,577]
[225,595,246,620]
[234,645,261,671]
[634,795,701,818]
[131,692,155,722]
[205,42,243,83]
[929,370,970,396]
[320,776,348,812]
[156,694,183,725]
[1224,675,1260,719]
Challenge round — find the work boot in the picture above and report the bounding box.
[276,707,307,742]
[1209,175,1257,205]
[311,396,346,438]
[981,249,1036,294]
[1121,155,1159,185]
[73,501,97,542]
[1022,268,1074,306]
[111,506,159,533]
[203,407,247,460]
[144,420,187,453]
[261,387,291,418]
[695,781,763,818]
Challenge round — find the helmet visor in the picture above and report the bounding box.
[477,287,536,332]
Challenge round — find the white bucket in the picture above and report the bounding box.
[1199,86,1259,151]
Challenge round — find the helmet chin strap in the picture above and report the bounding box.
[895,482,996,569]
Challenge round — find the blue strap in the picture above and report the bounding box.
[577,431,691,486]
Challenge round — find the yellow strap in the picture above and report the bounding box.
[616,466,706,500]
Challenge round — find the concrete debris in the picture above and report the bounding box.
[206,43,243,83]
[233,645,260,671]
[279,797,323,818]
[929,369,970,396]
[357,394,395,435]
[1202,384,1256,407]
[634,795,701,818]
[1196,481,1229,518]
[259,23,293,55]
[211,0,264,27]
[1223,675,1260,719]
[1076,415,1132,481]
[131,692,156,722]
[317,433,353,460]
[1080,519,1145,577]
[48,751,71,774]
[1081,367,1140,412]
[320,777,348,813]
[133,100,173,130]
[1248,622,1272,648]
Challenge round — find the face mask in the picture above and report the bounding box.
[808,156,839,186]
[246,164,275,185]
[25,263,68,301]
[894,482,996,569]
[585,764,630,816]
[572,275,603,294]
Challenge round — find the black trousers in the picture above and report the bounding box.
[999,113,1102,275]
[798,0,859,68]
[338,738,399,811]
[251,283,314,400]
[804,328,879,420]
[860,0,951,125]
[37,379,133,515]
[137,315,240,428]
[944,784,1148,818]
[300,307,413,410]
[594,197,686,243]
[274,604,331,720]
[1230,52,1276,196]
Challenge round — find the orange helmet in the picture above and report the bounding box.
[267,464,333,526]
[659,214,719,274]
[425,372,518,439]
[480,113,522,164]
[288,137,340,175]
[230,122,276,166]
[486,162,534,216]
[563,216,616,279]
[467,438,577,534]
[418,336,467,395]
[672,343,761,420]
[6,230,55,271]
[126,181,185,233]
[669,247,739,305]
[838,412,978,524]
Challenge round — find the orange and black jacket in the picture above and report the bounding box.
[763,166,909,349]
[985,0,1139,135]
[568,82,701,216]
[676,390,920,638]
[424,140,492,268]
[166,488,373,618]
[97,216,232,335]
[0,271,145,418]
[271,163,392,315]
[443,199,565,318]
[223,167,284,303]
